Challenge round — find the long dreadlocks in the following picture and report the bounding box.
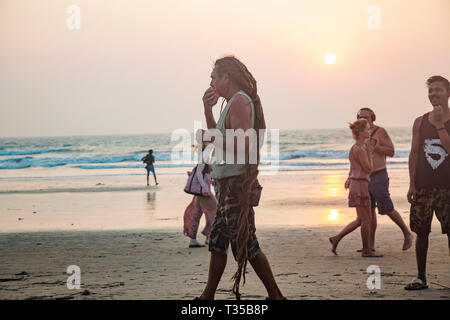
[214,56,266,298]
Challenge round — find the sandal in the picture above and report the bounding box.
[189,244,206,248]
[357,248,376,252]
[362,252,384,257]
[404,278,428,290]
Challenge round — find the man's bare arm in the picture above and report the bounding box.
[228,95,252,154]
[437,125,450,153]
[430,105,450,152]
[229,95,252,131]
[203,87,217,129]
[407,116,422,203]
[375,128,395,157]
[202,95,252,155]
[204,107,217,129]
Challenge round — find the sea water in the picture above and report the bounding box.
[0,128,411,179]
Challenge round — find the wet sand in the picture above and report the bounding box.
[0,169,412,232]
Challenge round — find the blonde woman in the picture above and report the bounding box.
[329,119,383,257]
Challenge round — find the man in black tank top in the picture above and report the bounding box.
[406,76,450,290]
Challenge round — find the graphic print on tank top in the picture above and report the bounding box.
[423,138,448,170]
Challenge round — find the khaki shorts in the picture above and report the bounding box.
[208,174,262,260]
[410,188,450,234]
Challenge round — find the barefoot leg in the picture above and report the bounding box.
[329,216,361,255]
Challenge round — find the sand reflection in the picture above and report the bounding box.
[146,192,156,211]
[324,174,344,197]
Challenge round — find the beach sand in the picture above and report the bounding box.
[0,169,448,299]
[0,226,448,300]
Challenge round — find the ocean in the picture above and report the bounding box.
[0,128,411,176]
[0,128,414,231]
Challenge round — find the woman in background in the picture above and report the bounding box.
[329,119,383,257]
[183,142,217,248]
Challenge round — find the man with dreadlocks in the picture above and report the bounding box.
[196,56,285,300]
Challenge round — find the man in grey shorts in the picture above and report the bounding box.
[357,108,414,252]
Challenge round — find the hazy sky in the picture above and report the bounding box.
[1,0,449,137]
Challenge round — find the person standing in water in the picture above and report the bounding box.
[196,56,285,300]
[329,118,383,257]
[142,149,158,186]
[356,108,413,252]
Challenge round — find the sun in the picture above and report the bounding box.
[325,53,337,65]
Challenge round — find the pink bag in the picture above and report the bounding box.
[184,166,211,196]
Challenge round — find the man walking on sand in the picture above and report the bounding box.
[356,108,414,252]
[196,56,285,300]
[405,75,450,290]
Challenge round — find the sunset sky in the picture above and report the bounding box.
[1,0,449,137]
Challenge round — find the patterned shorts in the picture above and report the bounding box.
[410,188,450,234]
[208,174,262,260]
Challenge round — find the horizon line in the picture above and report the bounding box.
[0,126,412,139]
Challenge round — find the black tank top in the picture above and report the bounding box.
[416,112,450,189]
